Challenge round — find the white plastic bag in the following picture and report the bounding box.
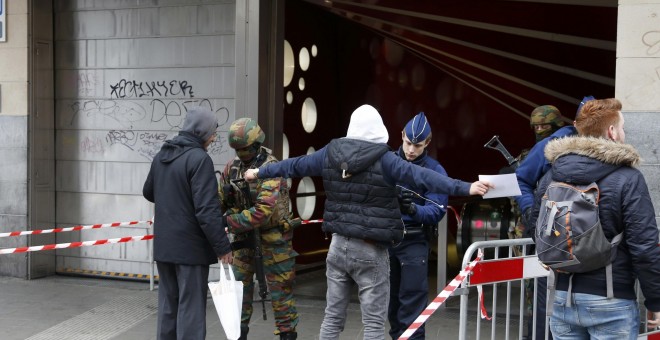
[209,263,244,340]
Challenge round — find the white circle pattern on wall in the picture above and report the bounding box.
[282,133,290,160]
[296,177,316,220]
[284,40,295,87]
[301,98,317,133]
[299,47,311,71]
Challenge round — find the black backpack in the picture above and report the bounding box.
[535,181,623,311]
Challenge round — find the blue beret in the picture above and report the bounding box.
[404,112,431,143]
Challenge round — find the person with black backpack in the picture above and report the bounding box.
[531,98,660,339]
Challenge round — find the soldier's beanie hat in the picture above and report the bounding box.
[404,112,431,143]
[181,107,218,141]
[530,105,564,127]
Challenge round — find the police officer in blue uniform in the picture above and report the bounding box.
[388,112,448,340]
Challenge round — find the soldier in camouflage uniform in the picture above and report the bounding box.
[529,105,565,143]
[509,105,566,245]
[518,104,567,340]
[219,118,299,340]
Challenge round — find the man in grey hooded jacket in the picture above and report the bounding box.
[244,104,492,340]
[143,107,233,340]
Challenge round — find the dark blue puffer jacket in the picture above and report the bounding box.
[322,138,402,243]
[533,136,660,311]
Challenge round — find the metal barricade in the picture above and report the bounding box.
[458,239,548,340]
[456,238,660,340]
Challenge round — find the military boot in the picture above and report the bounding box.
[279,331,297,340]
[238,326,249,340]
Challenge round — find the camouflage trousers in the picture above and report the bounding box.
[232,251,299,334]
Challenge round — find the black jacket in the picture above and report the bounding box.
[143,132,231,265]
[322,138,402,243]
[532,136,660,311]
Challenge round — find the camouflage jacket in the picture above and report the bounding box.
[219,146,298,262]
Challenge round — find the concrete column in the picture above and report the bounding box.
[0,0,29,278]
[616,1,660,224]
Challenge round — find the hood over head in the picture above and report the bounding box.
[346,105,389,144]
[180,107,218,142]
[545,136,641,184]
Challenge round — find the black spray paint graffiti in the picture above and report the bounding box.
[105,129,229,161]
[109,79,194,99]
[70,100,147,129]
[71,99,229,160]
[150,99,230,129]
[70,99,230,131]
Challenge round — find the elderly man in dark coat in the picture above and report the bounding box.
[143,106,233,340]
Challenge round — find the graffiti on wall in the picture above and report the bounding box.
[71,80,232,160]
[109,79,195,99]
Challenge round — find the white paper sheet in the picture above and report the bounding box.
[478,173,522,199]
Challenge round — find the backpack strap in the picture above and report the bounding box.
[566,274,574,307]
[605,263,613,299]
[544,200,573,237]
[546,270,558,317]
[604,232,623,299]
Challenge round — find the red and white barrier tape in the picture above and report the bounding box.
[0,220,152,238]
[639,330,660,340]
[0,235,154,255]
[476,285,492,320]
[301,219,323,224]
[398,251,484,340]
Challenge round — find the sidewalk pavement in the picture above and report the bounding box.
[0,266,521,340]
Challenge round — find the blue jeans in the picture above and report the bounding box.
[320,234,390,340]
[550,291,639,340]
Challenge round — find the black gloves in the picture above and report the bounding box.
[399,190,417,216]
[222,183,235,206]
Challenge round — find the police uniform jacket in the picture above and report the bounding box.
[396,148,448,227]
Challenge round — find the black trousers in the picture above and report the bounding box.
[157,262,210,340]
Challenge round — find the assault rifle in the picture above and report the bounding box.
[484,135,520,170]
[231,178,269,321]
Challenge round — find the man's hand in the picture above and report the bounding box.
[218,251,233,264]
[399,190,417,215]
[470,180,494,196]
[648,311,660,329]
[244,169,259,182]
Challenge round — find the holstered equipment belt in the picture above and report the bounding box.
[405,226,425,236]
